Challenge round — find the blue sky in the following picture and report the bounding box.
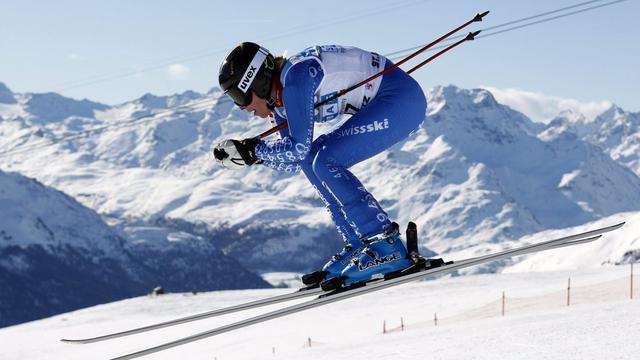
[1,0,637,116]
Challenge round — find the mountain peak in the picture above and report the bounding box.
[545,109,586,132]
[0,81,12,93]
[428,85,500,111]
[595,103,625,122]
[556,108,586,122]
[0,81,16,104]
[22,92,109,123]
[472,87,499,107]
[427,84,539,142]
[137,92,165,106]
[132,90,204,110]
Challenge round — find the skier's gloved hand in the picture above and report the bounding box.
[234,137,261,165]
[212,137,262,169]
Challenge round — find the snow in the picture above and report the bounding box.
[0,169,124,254]
[544,104,640,177]
[1,83,639,273]
[0,103,25,119]
[260,272,304,288]
[558,170,580,188]
[1,265,637,360]
[1,168,636,355]
[504,212,640,272]
[2,80,640,332]
[0,169,271,328]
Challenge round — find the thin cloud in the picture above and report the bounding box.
[68,53,84,61]
[167,64,191,80]
[216,19,275,24]
[481,86,613,123]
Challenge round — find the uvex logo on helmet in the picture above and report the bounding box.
[237,47,269,94]
[238,65,258,92]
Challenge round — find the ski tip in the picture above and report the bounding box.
[607,221,626,231]
[60,339,79,344]
[547,234,602,250]
[474,11,490,21]
[61,338,96,344]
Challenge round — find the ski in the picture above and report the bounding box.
[103,221,624,360]
[61,285,323,344]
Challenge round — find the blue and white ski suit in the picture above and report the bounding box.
[255,45,426,241]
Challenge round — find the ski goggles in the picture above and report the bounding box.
[224,86,253,107]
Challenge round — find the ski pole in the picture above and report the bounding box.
[257,11,489,139]
[407,30,481,74]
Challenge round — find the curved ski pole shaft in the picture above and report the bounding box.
[109,222,623,360]
[61,286,322,344]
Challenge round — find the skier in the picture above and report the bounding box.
[214,42,427,289]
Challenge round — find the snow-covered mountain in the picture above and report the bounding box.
[355,86,640,273]
[0,82,16,104]
[0,83,109,125]
[0,169,269,327]
[543,105,640,176]
[1,79,639,326]
[1,81,639,275]
[0,82,345,274]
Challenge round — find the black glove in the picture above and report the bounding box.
[232,137,261,166]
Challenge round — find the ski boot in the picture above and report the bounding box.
[321,223,412,291]
[301,237,365,286]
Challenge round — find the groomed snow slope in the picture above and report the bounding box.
[2,265,638,360]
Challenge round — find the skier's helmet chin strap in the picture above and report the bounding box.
[265,96,276,110]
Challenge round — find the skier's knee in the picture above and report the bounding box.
[311,149,326,178]
[299,152,314,173]
[312,147,337,180]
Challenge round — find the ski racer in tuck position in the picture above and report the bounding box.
[213,42,427,289]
